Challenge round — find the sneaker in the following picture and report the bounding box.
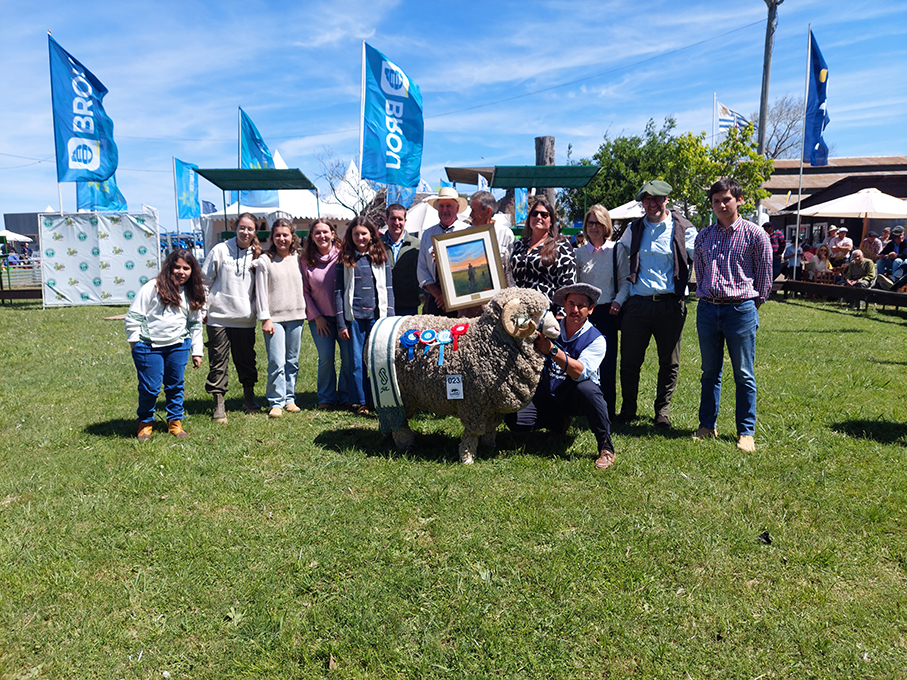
[268,406,283,418]
[284,404,301,413]
[736,435,756,452]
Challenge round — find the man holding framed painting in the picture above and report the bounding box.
[417,187,469,316]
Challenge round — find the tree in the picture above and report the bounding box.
[560,118,773,227]
[314,147,381,220]
[750,94,802,159]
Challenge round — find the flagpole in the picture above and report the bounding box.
[793,25,812,282]
[171,156,180,253]
[358,41,366,178]
[712,93,717,147]
[237,107,241,222]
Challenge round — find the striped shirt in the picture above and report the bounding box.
[694,217,773,302]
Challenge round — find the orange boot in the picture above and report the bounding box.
[168,420,189,438]
[137,422,153,441]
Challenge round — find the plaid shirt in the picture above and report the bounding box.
[694,217,773,302]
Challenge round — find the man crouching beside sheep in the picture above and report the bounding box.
[505,283,616,470]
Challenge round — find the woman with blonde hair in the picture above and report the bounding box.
[254,218,306,417]
[575,204,629,420]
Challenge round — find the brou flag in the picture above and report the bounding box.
[238,108,278,207]
[361,43,423,188]
[175,158,200,219]
[804,30,830,167]
[76,174,127,212]
[48,35,118,183]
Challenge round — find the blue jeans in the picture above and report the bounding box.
[696,299,759,436]
[132,339,191,423]
[263,320,304,408]
[308,318,346,407]
[339,317,376,406]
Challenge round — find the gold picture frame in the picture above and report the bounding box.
[432,224,507,312]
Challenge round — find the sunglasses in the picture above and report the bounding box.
[530,210,550,219]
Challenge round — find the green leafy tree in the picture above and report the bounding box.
[561,119,774,227]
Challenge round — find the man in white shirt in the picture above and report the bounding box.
[417,187,468,316]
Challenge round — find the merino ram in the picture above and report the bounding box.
[367,287,558,464]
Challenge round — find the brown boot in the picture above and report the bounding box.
[212,394,227,423]
[137,422,153,441]
[168,420,189,438]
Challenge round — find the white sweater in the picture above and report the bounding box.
[125,280,204,355]
[201,238,257,328]
[254,253,306,323]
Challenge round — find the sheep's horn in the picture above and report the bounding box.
[502,299,537,339]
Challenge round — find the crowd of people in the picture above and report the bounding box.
[766,221,907,291]
[125,178,780,468]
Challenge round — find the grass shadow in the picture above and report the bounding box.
[776,298,907,325]
[313,426,457,463]
[84,418,138,439]
[831,419,907,446]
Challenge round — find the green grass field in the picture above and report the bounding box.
[0,296,905,678]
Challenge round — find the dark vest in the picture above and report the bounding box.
[545,323,602,394]
[626,210,693,296]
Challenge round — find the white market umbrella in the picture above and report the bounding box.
[608,200,644,220]
[0,229,32,243]
[799,188,907,220]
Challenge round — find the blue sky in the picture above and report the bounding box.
[1,0,905,225]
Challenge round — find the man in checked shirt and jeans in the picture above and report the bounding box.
[693,178,772,453]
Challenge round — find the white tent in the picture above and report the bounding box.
[609,200,644,220]
[0,229,32,243]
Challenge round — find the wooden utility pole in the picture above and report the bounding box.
[757,0,784,156]
[535,136,556,206]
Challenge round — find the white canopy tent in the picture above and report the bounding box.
[608,200,644,220]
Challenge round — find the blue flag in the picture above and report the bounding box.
[175,158,200,219]
[238,108,278,207]
[804,30,830,167]
[361,43,424,188]
[514,188,528,225]
[386,184,416,208]
[76,175,127,212]
[201,200,216,215]
[48,35,118,183]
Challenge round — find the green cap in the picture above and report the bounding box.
[635,179,673,201]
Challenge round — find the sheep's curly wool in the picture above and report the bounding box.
[379,287,553,462]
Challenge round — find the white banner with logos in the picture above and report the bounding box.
[39,212,160,307]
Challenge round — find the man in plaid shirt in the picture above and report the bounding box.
[693,178,772,453]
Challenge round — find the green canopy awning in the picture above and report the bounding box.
[489,165,602,189]
[194,168,317,191]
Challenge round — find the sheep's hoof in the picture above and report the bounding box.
[459,451,475,465]
[392,428,415,451]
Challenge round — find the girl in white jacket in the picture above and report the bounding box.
[125,249,205,440]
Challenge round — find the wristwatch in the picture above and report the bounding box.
[548,344,559,358]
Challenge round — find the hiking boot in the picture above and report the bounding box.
[268,406,283,418]
[212,394,227,423]
[284,403,301,413]
[168,420,189,438]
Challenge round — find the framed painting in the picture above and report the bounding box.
[432,224,507,312]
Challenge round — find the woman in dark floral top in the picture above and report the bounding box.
[508,198,576,314]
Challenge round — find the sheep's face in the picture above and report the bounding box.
[496,289,552,340]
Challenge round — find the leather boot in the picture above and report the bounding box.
[137,422,153,441]
[212,393,227,423]
[168,420,189,438]
[242,384,261,413]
